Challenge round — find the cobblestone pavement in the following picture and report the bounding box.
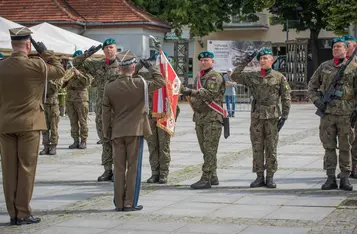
[0,103,357,234]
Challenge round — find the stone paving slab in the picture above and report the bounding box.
[1,104,357,234]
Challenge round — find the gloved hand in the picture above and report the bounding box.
[277,117,286,132]
[351,110,357,128]
[181,87,192,96]
[31,37,47,54]
[244,50,258,63]
[314,99,325,110]
[84,45,97,57]
[140,59,152,69]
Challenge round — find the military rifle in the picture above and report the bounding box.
[315,47,357,117]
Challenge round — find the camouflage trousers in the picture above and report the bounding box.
[102,125,113,171]
[351,127,357,172]
[320,114,354,177]
[195,121,222,179]
[66,101,88,141]
[95,101,103,142]
[144,118,171,177]
[42,103,60,145]
[250,117,279,176]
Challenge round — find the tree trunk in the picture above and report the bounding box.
[310,29,320,72]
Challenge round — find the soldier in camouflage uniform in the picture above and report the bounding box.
[308,37,357,191]
[181,51,224,189]
[64,50,92,150]
[231,48,291,188]
[136,52,178,184]
[74,38,119,181]
[39,78,63,155]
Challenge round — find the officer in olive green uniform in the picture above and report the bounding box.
[308,37,357,191]
[39,78,62,155]
[231,48,291,188]
[181,51,224,189]
[64,50,92,149]
[136,51,177,184]
[74,38,119,181]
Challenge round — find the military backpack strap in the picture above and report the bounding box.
[38,57,48,104]
[139,76,149,114]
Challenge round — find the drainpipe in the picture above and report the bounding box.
[80,22,87,35]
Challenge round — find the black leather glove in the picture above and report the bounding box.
[31,38,47,54]
[84,45,97,57]
[351,111,357,128]
[314,99,325,110]
[181,87,192,96]
[244,50,258,63]
[140,59,152,69]
[277,117,286,132]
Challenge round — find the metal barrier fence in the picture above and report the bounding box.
[223,85,252,112]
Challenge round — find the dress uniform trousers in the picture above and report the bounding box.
[0,131,40,218]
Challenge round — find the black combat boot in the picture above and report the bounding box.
[147,175,159,183]
[190,174,211,189]
[350,171,357,179]
[69,141,79,149]
[97,170,113,182]
[16,216,41,225]
[79,140,87,149]
[48,144,57,155]
[250,174,265,188]
[266,175,277,188]
[39,145,49,155]
[340,177,353,191]
[159,175,168,184]
[211,174,219,186]
[321,175,338,190]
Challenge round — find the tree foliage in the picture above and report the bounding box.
[318,0,357,35]
[132,0,269,37]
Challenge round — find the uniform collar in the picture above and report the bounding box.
[260,68,272,78]
[11,51,28,58]
[200,67,212,78]
[333,57,345,66]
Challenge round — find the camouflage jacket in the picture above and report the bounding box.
[63,68,92,102]
[231,61,291,119]
[308,59,357,115]
[73,56,120,106]
[46,78,63,104]
[190,69,225,124]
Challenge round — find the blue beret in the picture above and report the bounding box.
[256,48,273,60]
[344,35,357,42]
[72,50,83,57]
[0,53,4,60]
[197,51,214,60]
[331,37,348,47]
[150,51,168,61]
[103,38,116,48]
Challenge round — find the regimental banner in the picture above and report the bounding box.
[152,51,181,136]
[207,40,272,73]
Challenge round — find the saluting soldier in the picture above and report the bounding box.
[63,50,92,149]
[0,27,65,225]
[308,37,357,191]
[231,48,291,188]
[181,51,225,189]
[102,50,165,211]
[39,77,63,155]
[74,38,119,182]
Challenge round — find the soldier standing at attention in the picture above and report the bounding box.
[231,48,291,188]
[0,27,65,225]
[181,51,225,189]
[39,77,62,155]
[63,50,92,150]
[102,50,165,211]
[137,51,173,184]
[74,38,119,182]
[308,37,357,191]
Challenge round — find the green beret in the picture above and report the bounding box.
[72,50,83,57]
[344,34,357,42]
[331,37,348,47]
[103,38,116,48]
[256,48,273,60]
[197,51,214,60]
[0,53,4,60]
[150,51,168,61]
